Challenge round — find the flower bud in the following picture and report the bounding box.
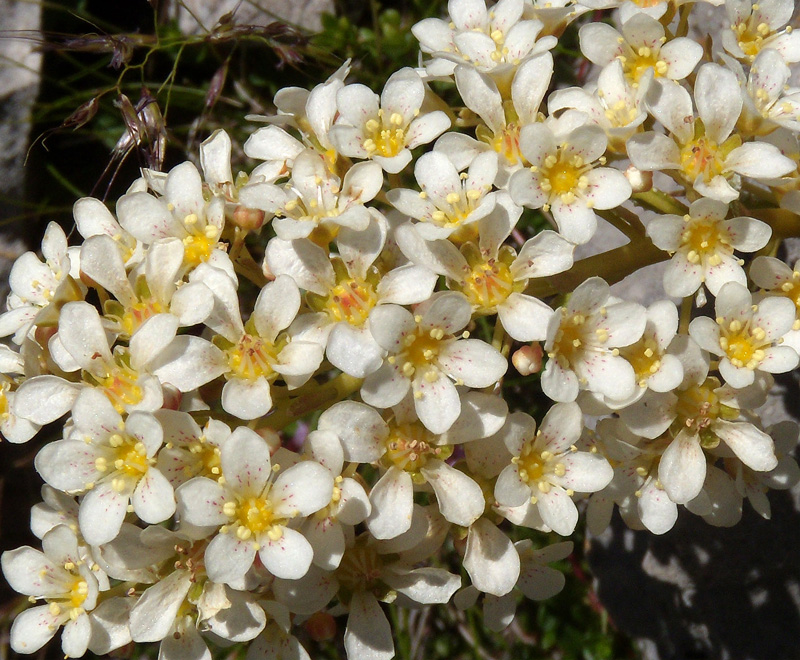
[624,165,652,193]
[304,612,337,642]
[512,343,543,376]
[231,204,265,231]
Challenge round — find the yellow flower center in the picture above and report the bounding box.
[717,315,768,370]
[93,352,144,413]
[619,46,668,83]
[461,258,515,312]
[619,336,662,387]
[515,434,567,499]
[672,378,739,440]
[394,325,447,382]
[324,278,378,326]
[538,150,591,205]
[221,332,283,382]
[428,188,484,230]
[222,493,286,544]
[678,121,742,184]
[93,431,154,493]
[181,213,221,268]
[46,574,89,621]
[549,308,605,369]
[383,422,452,482]
[363,109,407,158]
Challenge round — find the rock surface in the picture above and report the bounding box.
[172,0,335,34]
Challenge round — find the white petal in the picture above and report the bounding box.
[367,467,413,539]
[420,459,484,527]
[463,518,520,596]
[344,592,394,660]
[658,431,706,504]
[537,486,579,536]
[258,526,314,580]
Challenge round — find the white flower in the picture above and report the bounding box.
[335,524,460,660]
[328,68,450,174]
[295,429,372,569]
[266,216,436,377]
[14,302,175,427]
[457,539,572,631]
[620,336,779,504]
[627,62,795,202]
[366,393,505,539]
[239,149,383,240]
[412,0,557,79]
[152,272,323,420]
[494,405,613,535]
[548,60,650,153]
[722,0,800,63]
[244,60,351,178]
[647,197,771,297]
[35,388,175,545]
[749,255,800,352]
[1,526,100,656]
[0,222,83,345]
[738,49,800,134]
[362,291,508,433]
[116,161,227,272]
[176,427,333,584]
[80,236,214,337]
[605,300,684,406]
[579,14,702,87]
[387,150,497,241]
[508,121,631,244]
[435,53,554,184]
[395,193,573,341]
[541,277,646,403]
[689,281,798,388]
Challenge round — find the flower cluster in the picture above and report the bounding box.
[3,0,800,658]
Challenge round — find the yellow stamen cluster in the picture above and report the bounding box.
[678,121,741,184]
[777,270,800,330]
[717,314,768,370]
[620,335,662,387]
[223,333,282,382]
[93,431,153,493]
[388,322,449,388]
[221,493,285,547]
[383,422,452,483]
[732,7,778,60]
[549,307,608,369]
[181,212,221,268]
[512,433,568,503]
[679,214,731,266]
[95,352,144,413]
[535,149,592,209]
[672,378,738,440]
[428,187,485,230]
[363,109,408,158]
[461,257,515,312]
[618,45,668,83]
[46,574,89,622]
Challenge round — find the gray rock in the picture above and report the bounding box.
[172,0,335,35]
[0,0,43,302]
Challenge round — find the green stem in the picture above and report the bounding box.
[632,189,689,216]
[748,207,800,239]
[596,207,646,240]
[679,295,693,335]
